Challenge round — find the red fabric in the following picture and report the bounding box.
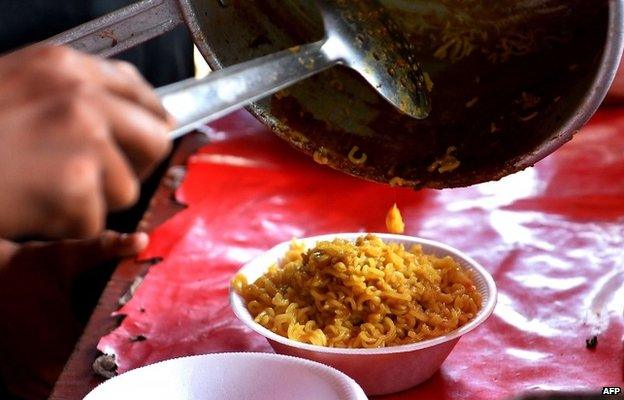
[98,109,624,399]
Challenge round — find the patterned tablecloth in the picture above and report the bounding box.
[97,109,624,399]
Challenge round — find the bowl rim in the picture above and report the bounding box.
[85,352,368,400]
[229,232,497,355]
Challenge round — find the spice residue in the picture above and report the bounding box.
[386,203,405,234]
[585,335,598,350]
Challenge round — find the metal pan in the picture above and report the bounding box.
[49,0,624,189]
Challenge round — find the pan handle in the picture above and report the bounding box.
[43,0,184,57]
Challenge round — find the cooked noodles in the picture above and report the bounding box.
[428,146,461,174]
[347,146,367,165]
[232,234,481,348]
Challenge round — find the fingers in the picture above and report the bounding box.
[58,231,149,279]
[44,87,171,193]
[1,231,149,288]
[0,46,174,179]
[99,60,172,123]
[36,152,107,239]
[0,45,175,240]
[65,230,149,266]
[97,129,141,210]
[0,93,150,239]
[97,231,150,258]
[0,88,166,238]
[95,91,172,179]
[1,46,173,124]
[0,240,19,269]
[36,93,141,212]
[0,99,103,239]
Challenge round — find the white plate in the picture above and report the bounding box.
[83,352,368,400]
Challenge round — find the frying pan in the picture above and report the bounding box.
[49,0,624,189]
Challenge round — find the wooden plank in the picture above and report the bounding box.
[49,132,208,400]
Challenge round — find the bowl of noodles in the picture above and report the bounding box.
[230,233,496,395]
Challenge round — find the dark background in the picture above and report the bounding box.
[0,1,194,398]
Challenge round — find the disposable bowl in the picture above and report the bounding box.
[230,233,497,395]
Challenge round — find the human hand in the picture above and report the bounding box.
[0,45,174,240]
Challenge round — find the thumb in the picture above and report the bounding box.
[94,230,150,259]
[45,230,149,282]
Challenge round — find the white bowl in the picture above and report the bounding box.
[83,352,367,400]
[230,233,497,396]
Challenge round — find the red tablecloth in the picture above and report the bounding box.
[98,110,624,399]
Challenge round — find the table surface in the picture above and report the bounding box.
[50,110,624,400]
